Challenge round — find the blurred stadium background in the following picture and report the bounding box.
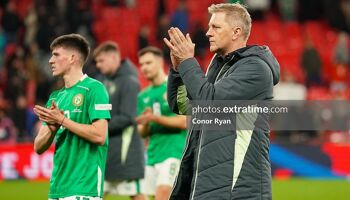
[0,0,349,199]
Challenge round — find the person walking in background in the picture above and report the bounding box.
[33,33,111,200]
[164,3,280,200]
[136,46,187,200]
[93,41,145,200]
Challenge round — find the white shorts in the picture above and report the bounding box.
[104,179,142,196]
[49,196,102,200]
[141,158,181,195]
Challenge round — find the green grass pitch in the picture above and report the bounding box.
[0,179,349,200]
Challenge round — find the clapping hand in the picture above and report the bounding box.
[135,108,154,125]
[33,100,64,132]
[163,27,195,70]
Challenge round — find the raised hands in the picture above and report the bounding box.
[163,27,195,70]
[33,100,65,131]
[135,107,154,125]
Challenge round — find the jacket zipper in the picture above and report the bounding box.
[215,55,236,83]
[190,130,203,200]
[190,55,234,199]
[169,122,195,197]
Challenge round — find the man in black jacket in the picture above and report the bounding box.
[164,3,280,200]
[93,41,145,200]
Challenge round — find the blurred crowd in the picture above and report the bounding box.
[0,0,349,144]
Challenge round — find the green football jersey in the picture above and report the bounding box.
[45,75,111,198]
[137,81,187,165]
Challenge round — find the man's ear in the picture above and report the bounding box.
[70,52,82,65]
[232,26,242,40]
[69,52,76,64]
[111,52,117,61]
[113,52,121,65]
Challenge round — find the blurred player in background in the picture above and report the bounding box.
[93,41,145,200]
[136,46,187,200]
[33,33,111,200]
[164,2,280,200]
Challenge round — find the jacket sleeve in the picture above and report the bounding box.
[177,57,273,100]
[167,68,191,115]
[108,77,140,136]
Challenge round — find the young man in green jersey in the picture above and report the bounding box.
[136,46,187,200]
[33,34,111,200]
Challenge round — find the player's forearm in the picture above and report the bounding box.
[34,126,56,154]
[61,117,108,145]
[153,115,187,130]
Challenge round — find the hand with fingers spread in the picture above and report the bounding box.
[163,27,195,70]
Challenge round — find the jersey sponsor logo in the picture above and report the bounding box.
[95,104,112,110]
[72,94,84,107]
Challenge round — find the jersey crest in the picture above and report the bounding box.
[72,93,84,107]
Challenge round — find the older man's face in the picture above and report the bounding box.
[206,12,235,55]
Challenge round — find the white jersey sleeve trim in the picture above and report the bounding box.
[95,104,112,110]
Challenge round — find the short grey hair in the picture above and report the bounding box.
[208,3,252,40]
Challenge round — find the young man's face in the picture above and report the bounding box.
[139,52,162,81]
[206,12,235,55]
[49,47,72,77]
[95,51,120,76]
